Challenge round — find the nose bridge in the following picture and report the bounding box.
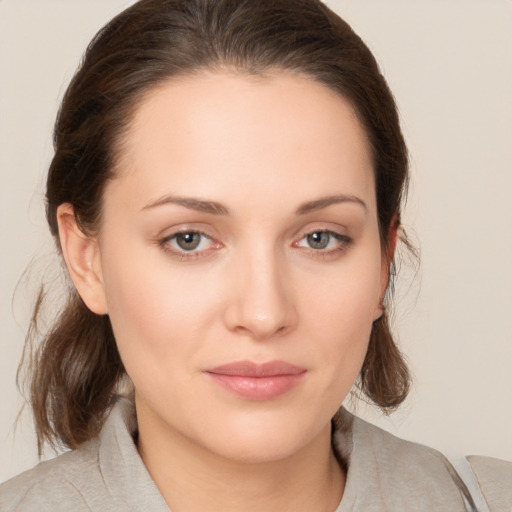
[225,239,296,340]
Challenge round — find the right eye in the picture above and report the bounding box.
[159,230,220,259]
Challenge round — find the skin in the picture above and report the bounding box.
[58,71,392,512]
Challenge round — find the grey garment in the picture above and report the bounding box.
[0,398,505,512]
[333,413,477,512]
[467,456,512,512]
[0,399,169,512]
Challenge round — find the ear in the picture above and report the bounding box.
[374,216,399,321]
[57,203,108,315]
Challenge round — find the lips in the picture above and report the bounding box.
[204,360,306,400]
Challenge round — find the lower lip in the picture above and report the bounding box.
[206,373,306,401]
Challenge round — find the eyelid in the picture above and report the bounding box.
[292,223,350,241]
[292,227,353,256]
[158,227,223,259]
[293,228,349,244]
[155,223,353,260]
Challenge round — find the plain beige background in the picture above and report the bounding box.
[1,0,511,483]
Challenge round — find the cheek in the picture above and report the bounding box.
[296,253,382,389]
[300,252,382,338]
[99,245,222,376]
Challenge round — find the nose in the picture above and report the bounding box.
[223,247,298,341]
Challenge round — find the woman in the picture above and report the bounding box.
[1,1,509,511]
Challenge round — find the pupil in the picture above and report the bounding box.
[177,232,201,250]
[308,232,329,249]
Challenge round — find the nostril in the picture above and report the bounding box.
[222,261,298,340]
[232,323,288,340]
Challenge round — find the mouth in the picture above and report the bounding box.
[204,360,307,401]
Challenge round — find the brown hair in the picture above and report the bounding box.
[24,0,411,453]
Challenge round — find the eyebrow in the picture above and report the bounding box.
[295,194,367,215]
[141,193,367,216]
[142,195,230,215]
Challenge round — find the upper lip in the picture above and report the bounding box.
[206,360,306,377]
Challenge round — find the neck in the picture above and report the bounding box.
[136,404,345,512]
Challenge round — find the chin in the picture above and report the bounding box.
[195,409,330,464]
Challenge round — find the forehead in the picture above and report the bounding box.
[108,70,375,214]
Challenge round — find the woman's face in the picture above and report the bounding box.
[92,71,387,462]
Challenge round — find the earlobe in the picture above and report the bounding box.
[57,204,108,315]
[374,216,399,321]
[373,297,385,322]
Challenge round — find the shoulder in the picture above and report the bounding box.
[467,455,512,512]
[351,414,458,473]
[334,411,477,511]
[0,438,111,512]
[0,399,167,512]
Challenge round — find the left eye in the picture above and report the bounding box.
[164,231,213,252]
[296,230,348,251]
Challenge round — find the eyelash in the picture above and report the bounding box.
[158,229,352,260]
[293,230,353,258]
[158,230,220,260]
